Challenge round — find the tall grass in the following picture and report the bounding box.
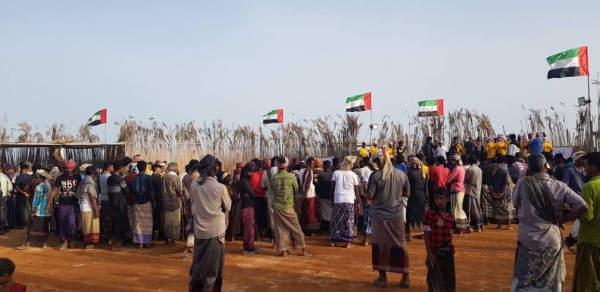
[0,106,594,171]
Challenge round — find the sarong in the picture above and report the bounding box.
[133,202,153,244]
[572,242,600,292]
[81,211,100,244]
[492,196,512,223]
[330,203,354,242]
[226,199,241,240]
[450,192,469,229]
[511,242,565,292]
[371,218,409,273]
[272,208,306,252]
[0,196,7,234]
[58,204,78,242]
[300,197,320,232]
[254,197,268,232]
[127,205,134,238]
[27,216,51,244]
[362,203,372,236]
[464,195,483,228]
[293,195,302,221]
[241,207,255,251]
[480,185,493,221]
[183,199,194,242]
[164,209,181,240]
[426,246,456,292]
[16,194,31,227]
[319,198,332,231]
[100,200,114,240]
[111,194,129,241]
[189,235,225,292]
[7,196,16,228]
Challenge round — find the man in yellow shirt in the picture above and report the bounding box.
[358,142,369,158]
[369,141,378,157]
[386,142,397,159]
[542,133,553,155]
[485,137,497,160]
[573,152,600,291]
[496,134,508,156]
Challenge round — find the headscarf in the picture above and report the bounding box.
[486,137,493,142]
[79,163,91,173]
[263,157,271,169]
[36,169,52,181]
[276,157,289,169]
[572,151,586,162]
[339,156,356,171]
[196,155,217,185]
[63,160,76,169]
[371,149,393,180]
[450,154,463,166]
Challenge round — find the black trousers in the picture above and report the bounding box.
[110,194,129,241]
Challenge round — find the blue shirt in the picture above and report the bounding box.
[395,164,408,174]
[130,173,154,204]
[562,167,586,195]
[32,182,51,217]
[529,138,543,154]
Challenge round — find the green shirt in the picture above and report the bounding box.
[270,170,297,210]
[579,175,600,247]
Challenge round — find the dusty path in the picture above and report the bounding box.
[1,224,576,291]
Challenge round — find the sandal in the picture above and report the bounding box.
[302,251,312,257]
[181,253,193,259]
[16,245,30,250]
[59,242,68,251]
[361,241,368,246]
[373,278,388,288]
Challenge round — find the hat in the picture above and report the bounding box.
[220,172,230,181]
[79,163,92,172]
[63,160,76,169]
[572,151,586,161]
[372,141,378,145]
[439,140,444,144]
[5,164,15,170]
[36,169,52,181]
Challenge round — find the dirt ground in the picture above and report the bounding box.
[1,224,577,292]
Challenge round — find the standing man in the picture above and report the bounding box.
[151,163,164,240]
[368,149,411,288]
[562,151,586,251]
[0,163,13,234]
[271,156,311,257]
[14,163,33,229]
[421,136,435,159]
[572,152,600,291]
[5,165,17,230]
[447,154,469,233]
[511,154,587,291]
[396,141,406,160]
[464,154,484,232]
[359,142,369,159]
[108,161,129,251]
[99,161,114,243]
[46,160,82,250]
[130,161,156,249]
[78,166,100,249]
[299,157,319,236]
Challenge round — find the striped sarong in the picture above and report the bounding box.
[371,218,409,273]
[511,242,565,292]
[133,202,153,244]
[572,242,600,292]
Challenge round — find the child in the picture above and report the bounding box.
[423,188,456,292]
[0,258,26,292]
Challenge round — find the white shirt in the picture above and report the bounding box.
[332,170,359,204]
[436,145,447,158]
[508,144,520,156]
[298,168,316,198]
[80,192,93,212]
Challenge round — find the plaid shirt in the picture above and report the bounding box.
[423,209,455,253]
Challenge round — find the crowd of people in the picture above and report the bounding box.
[0,130,598,292]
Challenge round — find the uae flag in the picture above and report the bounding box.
[345,92,372,112]
[418,99,444,117]
[547,46,589,79]
[263,109,283,124]
[87,109,107,126]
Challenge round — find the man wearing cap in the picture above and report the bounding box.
[369,141,378,157]
[436,141,448,160]
[359,142,369,159]
[47,160,83,250]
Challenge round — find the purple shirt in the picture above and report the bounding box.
[447,165,465,193]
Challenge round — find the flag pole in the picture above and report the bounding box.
[588,74,595,151]
[104,122,107,143]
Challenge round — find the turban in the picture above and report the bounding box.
[315,159,323,168]
[450,154,463,166]
[572,151,587,162]
[370,149,393,180]
[79,163,91,172]
[276,157,289,169]
[339,156,356,171]
[263,157,271,169]
[197,155,217,185]
[63,160,76,169]
[36,169,52,181]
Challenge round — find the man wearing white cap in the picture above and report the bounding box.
[436,141,447,159]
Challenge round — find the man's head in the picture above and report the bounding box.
[572,151,586,167]
[136,161,147,174]
[448,154,461,166]
[433,187,450,210]
[113,161,124,174]
[323,160,332,171]
[5,165,15,175]
[122,156,133,166]
[554,153,565,165]
[435,155,446,165]
[0,258,16,285]
[166,162,178,174]
[103,161,114,173]
[415,153,424,162]
[63,160,76,175]
[426,136,433,142]
[396,155,405,165]
[496,155,507,165]
[425,156,436,166]
[583,152,600,179]
[362,142,367,148]
[452,136,458,142]
[242,162,256,178]
[398,141,404,146]
[527,154,548,174]
[506,155,516,165]
[85,166,97,177]
[19,163,29,175]
[468,154,478,165]
[152,164,163,175]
